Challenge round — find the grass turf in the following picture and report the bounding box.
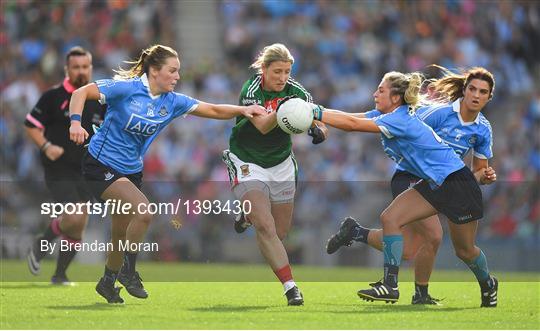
[1,261,538,329]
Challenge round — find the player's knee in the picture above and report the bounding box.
[276,228,288,241]
[454,246,476,262]
[401,247,417,261]
[379,210,396,228]
[428,233,442,251]
[136,211,153,226]
[253,219,277,239]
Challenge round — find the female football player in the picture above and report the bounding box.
[314,70,498,307]
[222,43,327,305]
[69,44,265,303]
[326,66,497,305]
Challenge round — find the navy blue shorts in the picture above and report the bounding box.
[413,167,483,224]
[81,152,142,201]
[390,170,421,199]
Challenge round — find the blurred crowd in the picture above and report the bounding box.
[1,1,538,265]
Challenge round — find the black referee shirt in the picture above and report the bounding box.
[24,79,106,169]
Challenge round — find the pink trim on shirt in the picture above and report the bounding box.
[25,114,44,129]
[63,78,77,93]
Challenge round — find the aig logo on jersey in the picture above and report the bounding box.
[124,114,161,136]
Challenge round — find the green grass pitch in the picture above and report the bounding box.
[1,260,538,329]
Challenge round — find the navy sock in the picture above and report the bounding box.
[415,283,428,297]
[382,235,403,288]
[41,224,59,243]
[103,266,118,285]
[123,251,138,274]
[54,245,77,277]
[352,225,370,244]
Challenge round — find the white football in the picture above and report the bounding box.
[276,98,314,134]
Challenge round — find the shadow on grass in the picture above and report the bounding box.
[330,304,480,314]
[46,302,143,310]
[0,283,76,290]
[189,304,275,312]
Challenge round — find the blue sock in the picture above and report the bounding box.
[382,235,403,288]
[466,250,490,283]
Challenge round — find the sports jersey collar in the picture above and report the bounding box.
[140,73,160,99]
[63,78,77,93]
[453,98,480,126]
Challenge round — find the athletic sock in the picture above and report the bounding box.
[415,283,429,297]
[383,235,403,288]
[466,250,490,284]
[352,225,370,244]
[43,217,62,241]
[123,251,138,274]
[274,265,296,292]
[34,217,62,260]
[54,236,79,277]
[103,266,118,286]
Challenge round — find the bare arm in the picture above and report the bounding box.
[69,83,100,145]
[190,102,266,120]
[472,157,497,185]
[25,126,64,161]
[324,108,368,119]
[248,111,277,134]
[320,108,381,133]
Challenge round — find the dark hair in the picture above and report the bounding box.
[65,46,92,65]
[429,65,495,102]
[113,44,178,79]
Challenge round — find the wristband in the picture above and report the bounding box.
[70,114,82,122]
[40,141,51,153]
[313,105,324,121]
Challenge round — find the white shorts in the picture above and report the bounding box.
[222,150,297,203]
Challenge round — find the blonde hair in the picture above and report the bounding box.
[250,43,294,73]
[382,71,425,109]
[428,65,495,102]
[113,44,178,80]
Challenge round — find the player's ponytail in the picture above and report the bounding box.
[250,43,294,73]
[114,45,178,80]
[383,71,425,110]
[404,73,423,107]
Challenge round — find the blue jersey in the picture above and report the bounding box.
[417,99,493,159]
[89,74,199,174]
[372,105,465,186]
[365,100,493,172]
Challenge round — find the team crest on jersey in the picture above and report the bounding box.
[468,135,477,145]
[147,103,155,116]
[129,99,142,112]
[240,164,250,177]
[124,114,161,136]
[159,106,168,116]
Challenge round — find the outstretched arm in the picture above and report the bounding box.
[191,102,266,120]
[316,106,381,133]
